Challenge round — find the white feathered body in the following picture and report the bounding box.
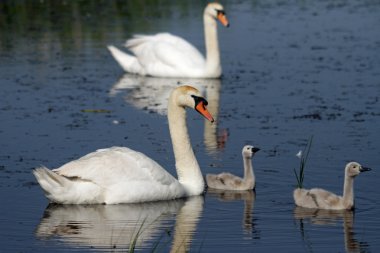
[108,33,212,78]
[34,147,185,204]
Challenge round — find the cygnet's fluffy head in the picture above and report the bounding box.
[205,2,229,27]
[345,161,371,177]
[242,145,260,159]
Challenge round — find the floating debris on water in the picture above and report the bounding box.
[81,109,112,113]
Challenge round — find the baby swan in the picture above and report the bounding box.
[293,162,371,210]
[206,145,260,190]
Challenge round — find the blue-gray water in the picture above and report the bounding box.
[0,0,379,252]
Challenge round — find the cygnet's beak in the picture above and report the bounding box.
[195,99,214,123]
[360,166,371,172]
[252,147,260,153]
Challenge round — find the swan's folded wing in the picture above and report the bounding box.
[309,188,341,208]
[322,192,342,207]
[127,33,205,70]
[53,147,177,187]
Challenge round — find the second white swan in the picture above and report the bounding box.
[33,85,214,204]
[107,2,229,78]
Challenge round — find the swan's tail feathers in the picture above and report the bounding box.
[107,45,144,74]
[33,167,72,198]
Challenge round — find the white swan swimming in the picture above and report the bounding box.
[107,2,229,78]
[33,85,214,204]
[206,145,260,190]
[293,162,371,210]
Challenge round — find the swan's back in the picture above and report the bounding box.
[55,147,174,185]
[206,173,251,191]
[35,147,185,204]
[127,33,205,66]
[125,33,206,77]
[293,188,344,210]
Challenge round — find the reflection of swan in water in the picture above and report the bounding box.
[293,207,369,253]
[207,189,259,238]
[170,196,204,252]
[109,74,228,153]
[35,196,204,252]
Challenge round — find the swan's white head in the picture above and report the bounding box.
[205,2,229,27]
[171,85,214,123]
[242,145,260,159]
[345,162,371,177]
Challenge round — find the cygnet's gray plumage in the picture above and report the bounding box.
[293,162,371,210]
[206,145,260,190]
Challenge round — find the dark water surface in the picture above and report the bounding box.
[0,0,379,252]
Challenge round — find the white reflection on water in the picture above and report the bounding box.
[35,196,203,252]
[207,189,258,238]
[109,74,228,154]
[293,207,369,253]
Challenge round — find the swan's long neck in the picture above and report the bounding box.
[203,13,221,77]
[243,156,255,188]
[342,172,355,209]
[168,97,205,196]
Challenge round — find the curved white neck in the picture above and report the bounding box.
[168,98,205,196]
[203,14,221,77]
[342,173,354,209]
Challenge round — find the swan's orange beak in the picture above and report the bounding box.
[217,12,229,27]
[195,101,214,123]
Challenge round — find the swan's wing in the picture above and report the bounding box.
[53,147,177,187]
[218,172,243,183]
[321,191,342,206]
[207,172,243,189]
[126,33,206,73]
[308,188,341,208]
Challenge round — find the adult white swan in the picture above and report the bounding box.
[107,2,229,78]
[33,85,214,204]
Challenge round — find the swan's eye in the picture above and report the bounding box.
[191,95,208,106]
[216,9,226,15]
